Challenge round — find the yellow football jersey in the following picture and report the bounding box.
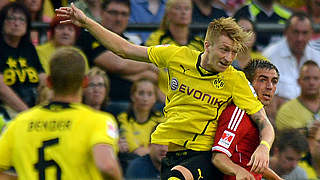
[0,102,119,180]
[118,110,164,152]
[148,45,263,151]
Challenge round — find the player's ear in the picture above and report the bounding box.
[82,75,89,88]
[46,76,53,89]
[204,41,211,51]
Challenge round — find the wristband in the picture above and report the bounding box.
[260,140,271,150]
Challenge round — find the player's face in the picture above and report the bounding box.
[131,81,156,112]
[53,24,76,46]
[167,0,192,26]
[3,9,27,39]
[277,147,302,176]
[252,68,278,106]
[204,35,238,72]
[298,65,320,97]
[101,2,130,35]
[149,144,168,163]
[83,75,107,108]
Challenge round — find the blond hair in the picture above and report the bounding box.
[159,0,192,31]
[86,66,111,105]
[205,17,252,52]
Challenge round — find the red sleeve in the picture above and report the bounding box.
[212,104,251,157]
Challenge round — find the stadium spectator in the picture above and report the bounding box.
[83,66,111,111]
[276,61,320,131]
[212,59,281,180]
[269,129,309,180]
[0,0,10,11]
[145,0,204,51]
[192,0,228,25]
[56,4,275,179]
[76,0,157,108]
[232,17,267,71]
[0,2,46,119]
[18,0,51,45]
[0,47,122,180]
[36,15,89,74]
[263,12,320,122]
[128,0,167,43]
[74,0,102,23]
[213,0,245,16]
[299,123,320,179]
[234,0,291,50]
[118,78,164,156]
[126,143,168,179]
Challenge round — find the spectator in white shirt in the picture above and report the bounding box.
[263,12,320,122]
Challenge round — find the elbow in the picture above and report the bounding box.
[212,153,221,167]
[98,162,118,176]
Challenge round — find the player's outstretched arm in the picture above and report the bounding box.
[212,153,255,180]
[0,171,17,180]
[93,144,123,180]
[263,168,283,180]
[249,108,275,174]
[55,3,149,63]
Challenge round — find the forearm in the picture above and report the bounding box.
[212,153,242,176]
[263,168,282,180]
[0,78,28,112]
[84,17,148,62]
[0,171,17,180]
[251,108,275,147]
[95,51,155,75]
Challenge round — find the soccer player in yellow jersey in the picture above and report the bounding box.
[0,48,122,180]
[56,5,275,180]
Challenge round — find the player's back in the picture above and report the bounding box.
[0,102,118,180]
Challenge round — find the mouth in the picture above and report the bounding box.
[219,61,230,67]
[262,94,271,100]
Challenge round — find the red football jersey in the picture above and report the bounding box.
[212,103,262,180]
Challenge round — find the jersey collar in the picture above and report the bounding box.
[196,53,219,76]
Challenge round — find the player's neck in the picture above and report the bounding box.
[52,92,82,104]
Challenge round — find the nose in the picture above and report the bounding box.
[225,52,235,62]
[266,81,273,90]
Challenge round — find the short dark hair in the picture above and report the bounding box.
[284,11,313,32]
[299,60,320,75]
[49,47,86,95]
[243,59,280,83]
[0,2,31,43]
[101,0,130,10]
[274,129,309,154]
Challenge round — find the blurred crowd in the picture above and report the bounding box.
[0,0,320,179]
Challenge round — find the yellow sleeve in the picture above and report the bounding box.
[90,114,119,152]
[117,113,139,152]
[147,45,180,68]
[0,120,15,170]
[232,71,263,115]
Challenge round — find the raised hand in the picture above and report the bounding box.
[55,3,88,28]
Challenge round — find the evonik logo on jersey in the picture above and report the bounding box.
[170,77,226,108]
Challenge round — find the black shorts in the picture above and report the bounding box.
[161,150,223,180]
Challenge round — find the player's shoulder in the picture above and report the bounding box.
[223,65,246,78]
[222,103,250,118]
